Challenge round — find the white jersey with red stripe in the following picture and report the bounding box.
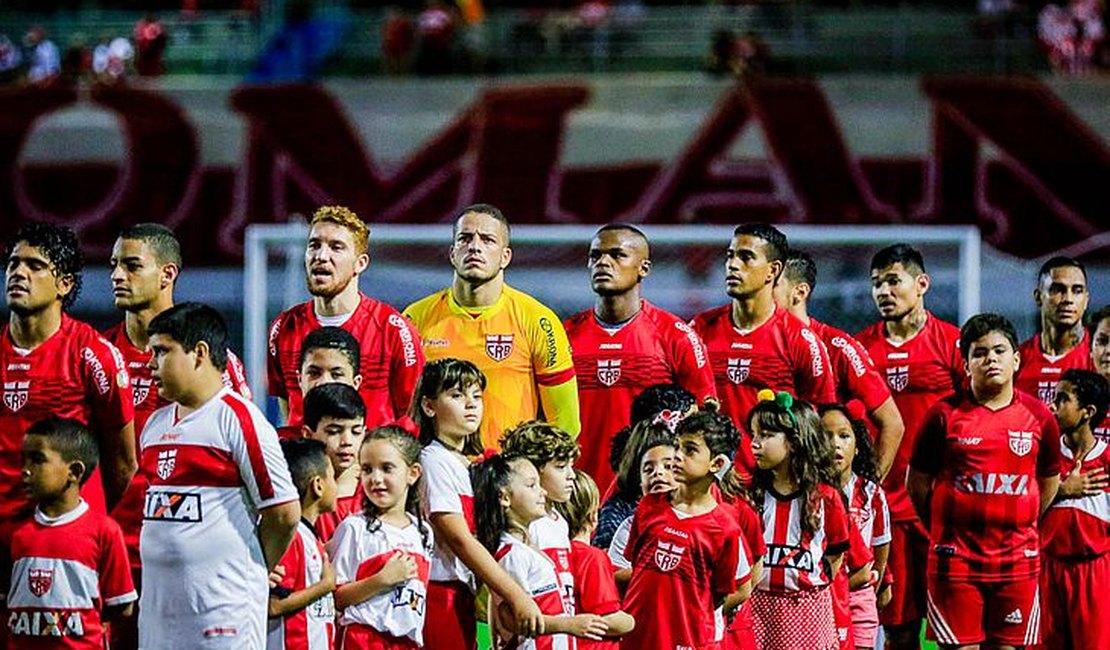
[1042,437,1110,560]
[330,512,432,645]
[842,473,892,549]
[421,441,475,585]
[528,509,576,613]
[491,533,574,650]
[267,520,336,650]
[758,484,851,593]
[138,387,297,650]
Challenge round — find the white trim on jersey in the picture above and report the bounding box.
[606,516,632,571]
[1053,438,1110,523]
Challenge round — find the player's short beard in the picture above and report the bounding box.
[306,273,352,299]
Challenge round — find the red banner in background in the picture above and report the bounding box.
[1,76,1107,264]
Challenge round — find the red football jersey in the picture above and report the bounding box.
[314,492,361,544]
[855,313,963,522]
[565,301,717,488]
[758,484,851,593]
[267,294,424,427]
[0,316,133,526]
[102,321,253,569]
[809,319,891,412]
[1041,437,1110,560]
[621,493,741,650]
[7,502,137,650]
[910,392,1060,582]
[1097,414,1110,443]
[1016,334,1093,406]
[690,306,836,473]
[570,540,622,650]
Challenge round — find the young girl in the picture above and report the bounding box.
[472,454,608,650]
[620,403,752,650]
[748,390,850,650]
[820,402,891,650]
[412,358,544,649]
[560,470,636,650]
[330,425,433,650]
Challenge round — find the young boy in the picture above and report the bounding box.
[301,383,367,542]
[907,313,1060,649]
[268,438,339,650]
[501,421,581,613]
[1041,369,1110,648]
[8,416,137,648]
[277,326,363,439]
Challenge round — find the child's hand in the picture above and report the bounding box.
[1060,461,1108,498]
[320,555,337,592]
[378,551,418,587]
[268,565,286,589]
[567,613,608,640]
[876,583,893,610]
[509,595,545,637]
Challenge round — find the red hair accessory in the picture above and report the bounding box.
[478,448,499,463]
[844,400,868,423]
[652,409,684,432]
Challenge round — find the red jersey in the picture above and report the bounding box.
[268,520,335,650]
[267,294,424,427]
[1097,414,1110,443]
[7,501,137,649]
[102,321,252,569]
[690,306,836,472]
[621,493,741,650]
[758,484,851,593]
[569,540,622,650]
[1016,334,1093,406]
[909,392,1060,582]
[842,474,892,550]
[809,319,891,411]
[0,315,133,525]
[855,313,963,522]
[314,492,360,544]
[1041,437,1110,560]
[565,301,717,488]
[492,533,574,650]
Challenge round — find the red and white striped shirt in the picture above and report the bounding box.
[421,440,476,585]
[758,484,851,593]
[267,520,335,650]
[530,509,576,613]
[1042,437,1110,560]
[492,533,574,650]
[841,473,892,550]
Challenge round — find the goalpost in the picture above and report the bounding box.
[243,223,981,408]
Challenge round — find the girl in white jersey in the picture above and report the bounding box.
[331,426,433,650]
[412,358,545,649]
[472,454,608,650]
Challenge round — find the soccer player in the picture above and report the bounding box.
[855,243,963,650]
[1,222,135,539]
[1090,305,1110,440]
[268,205,424,428]
[907,313,1060,650]
[140,303,299,649]
[564,224,717,488]
[690,223,835,473]
[1016,257,1092,406]
[404,204,579,449]
[773,248,904,479]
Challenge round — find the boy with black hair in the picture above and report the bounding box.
[1040,369,1110,649]
[301,383,367,542]
[274,326,364,440]
[7,416,137,647]
[268,438,338,650]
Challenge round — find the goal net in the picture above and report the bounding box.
[243,222,981,408]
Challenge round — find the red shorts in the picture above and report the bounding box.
[925,576,1040,647]
[880,519,928,629]
[423,580,476,650]
[1041,553,1110,650]
[342,624,420,650]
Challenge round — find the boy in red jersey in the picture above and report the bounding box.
[301,384,366,542]
[7,417,136,649]
[855,243,963,650]
[1016,257,1092,406]
[1040,369,1110,648]
[1087,305,1110,441]
[690,224,836,475]
[908,313,1060,650]
[565,224,716,489]
[267,205,424,428]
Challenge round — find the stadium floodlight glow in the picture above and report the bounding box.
[245,223,980,408]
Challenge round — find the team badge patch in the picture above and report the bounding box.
[28,568,53,597]
[157,449,178,480]
[887,366,909,392]
[597,359,621,386]
[133,378,153,405]
[1008,430,1033,457]
[654,541,685,572]
[3,381,29,412]
[726,358,750,384]
[485,334,514,362]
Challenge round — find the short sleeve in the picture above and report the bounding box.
[909,403,949,476]
[608,517,633,570]
[528,303,576,378]
[329,518,361,586]
[735,499,766,560]
[98,517,137,607]
[85,336,134,434]
[422,450,464,515]
[222,396,297,510]
[1037,409,1062,478]
[274,532,305,592]
[385,311,425,420]
[573,545,621,616]
[793,326,838,406]
[669,320,718,405]
[735,534,752,583]
[266,315,288,399]
[712,524,740,599]
[822,487,851,556]
[871,485,892,546]
[845,522,874,571]
[828,334,891,411]
[223,350,253,401]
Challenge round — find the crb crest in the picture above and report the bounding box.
[133,378,154,405]
[596,359,621,387]
[1008,430,1033,457]
[3,380,30,412]
[157,449,178,480]
[726,358,750,384]
[653,541,685,572]
[886,366,909,392]
[28,568,53,597]
[485,334,514,362]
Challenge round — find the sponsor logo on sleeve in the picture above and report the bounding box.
[831,336,869,377]
[538,317,559,367]
[674,321,707,368]
[82,347,111,395]
[388,314,419,367]
[800,328,825,377]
